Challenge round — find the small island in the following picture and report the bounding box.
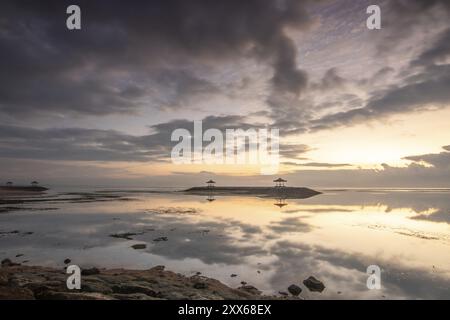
[0,186,48,192]
[0,181,48,193]
[183,186,321,199]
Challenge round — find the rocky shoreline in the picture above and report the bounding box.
[0,261,298,300]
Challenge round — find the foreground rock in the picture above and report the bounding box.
[287,284,302,296]
[303,276,325,293]
[0,264,296,300]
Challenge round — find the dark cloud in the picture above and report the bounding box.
[377,0,450,54]
[282,0,450,134]
[0,0,316,119]
[0,114,278,163]
[412,28,450,66]
[0,124,164,162]
[279,144,311,159]
[309,65,450,131]
[403,145,450,169]
[284,162,352,168]
[312,68,347,92]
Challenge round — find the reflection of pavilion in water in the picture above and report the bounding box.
[274,197,288,208]
[202,178,290,206]
[273,177,288,208]
[206,191,216,202]
[206,180,216,202]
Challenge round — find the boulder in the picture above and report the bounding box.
[0,286,34,300]
[112,284,159,297]
[193,282,208,289]
[81,267,100,276]
[150,265,165,272]
[287,284,302,296]
[238,285,261,295]
[131,244,147,250]
[1,258,20,267]
[303,276,325,292]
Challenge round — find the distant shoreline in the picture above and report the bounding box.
[0,186,48,193]
[183,186,321,199]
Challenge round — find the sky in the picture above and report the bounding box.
[0,0,450,187]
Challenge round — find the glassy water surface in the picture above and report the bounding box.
[1,187,450,299]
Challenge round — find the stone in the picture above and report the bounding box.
[112,284,159,297]
[150,265,165,272]
[0,273,9,285]
[81,282,113,294]
[112,293,161,300]
[0,286,34,300]
[1,259,19,267]
[0,264,287,300]
[238,285,261,295]
[230,274,237,277]
[153,237,168,242]
[193,282,208,289]
[35,291,114,300]
[131,244,147,250]
[81,267,100,276]
[303,276,325,292]
[287,284,302,296]
[64,259,71,264]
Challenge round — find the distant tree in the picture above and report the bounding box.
[31,181,39,186]
[6,181,13,187]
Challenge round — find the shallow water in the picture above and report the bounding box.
[1,187,450,299]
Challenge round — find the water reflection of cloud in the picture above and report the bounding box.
[2,190,450,299]
[298,190,450,228]
[268,240,450,299]
[411,209,450,224]
[268,217,314,233]
[0,209,268,266]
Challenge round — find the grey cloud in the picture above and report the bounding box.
[0,114,277,163]
[377,0,450,54]
[403,145,450,169]
[312,68,347,92]
[290,0,450,134]
[412,28,450,66]
[0,0,316,119]
[284,162,352,168]
[309,66,450,131]
[279,144,311,159]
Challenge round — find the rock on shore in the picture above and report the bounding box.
[0,264,292,300]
